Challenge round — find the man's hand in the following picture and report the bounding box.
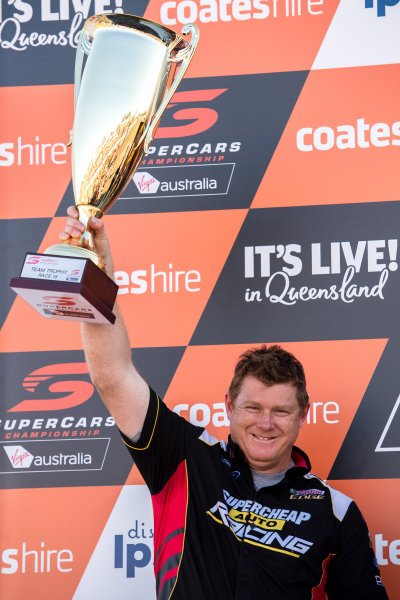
[59,206,114,276]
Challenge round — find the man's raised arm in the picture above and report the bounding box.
[60,206,149,439]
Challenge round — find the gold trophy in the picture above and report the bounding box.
[10,13,199,324]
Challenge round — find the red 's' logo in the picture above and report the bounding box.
[156,89,228,138]
[25,256,41,264]
[9,363,94,412]
[42,296,75,306]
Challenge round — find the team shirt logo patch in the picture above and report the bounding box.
[206,490,313,558]
[290,488,326,500]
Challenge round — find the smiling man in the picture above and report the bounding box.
[61,209,388,600]
[226,349,309,475]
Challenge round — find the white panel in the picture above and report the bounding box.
[312,1,400,70]
[73,485,156,600]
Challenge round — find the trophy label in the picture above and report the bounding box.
[11,256,118,324]
[21,254,86,283]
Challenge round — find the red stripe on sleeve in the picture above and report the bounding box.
[311,554,334,599]
[152,460,188,596]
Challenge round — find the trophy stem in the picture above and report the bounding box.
[43,244,106,271]
[75,204,104,251]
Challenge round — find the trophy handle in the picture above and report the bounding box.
[75,28,94,108]
[67,29,91,146]
[144,23,199,153]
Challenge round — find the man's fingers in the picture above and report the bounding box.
[66,205,79,218]
[59,216,85,241]
[60,206,81,239]
[61,209,109,267]
[59,225,82,241]
[88,216,103,230]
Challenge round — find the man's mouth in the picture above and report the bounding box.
[251,433,276,441]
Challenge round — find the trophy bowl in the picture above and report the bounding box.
[46,13,199,269]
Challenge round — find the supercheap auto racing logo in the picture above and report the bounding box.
[207,490,313,558]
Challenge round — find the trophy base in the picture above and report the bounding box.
[10,252,118,324]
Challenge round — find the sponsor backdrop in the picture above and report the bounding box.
[1,0,399,598]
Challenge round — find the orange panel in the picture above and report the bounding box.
[1,210,246,351]
[0,85,73,219]
[0,486,122,600]
[125,463,146,486]
[144,0,340,76]
[252,64,400,208]
[164,339,387,479]
[327,479,400,600]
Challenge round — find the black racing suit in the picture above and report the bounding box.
[120,388,389,599]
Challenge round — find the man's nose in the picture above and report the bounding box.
[256,411,274,429]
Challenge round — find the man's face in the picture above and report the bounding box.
[225,375,308,473]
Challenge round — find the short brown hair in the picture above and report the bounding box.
[228,344,309,410]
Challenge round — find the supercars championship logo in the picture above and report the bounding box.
[0,356,137,487]
[123,88,240,202]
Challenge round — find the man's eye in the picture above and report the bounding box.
[246,406,260,412]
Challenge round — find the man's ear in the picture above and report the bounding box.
[225,392,233,420]
[299,404,310,428]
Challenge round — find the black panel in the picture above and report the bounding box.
[0,345,185,489]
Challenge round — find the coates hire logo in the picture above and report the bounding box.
[0,135,68,167]
[365,0,400,17]
[296,117,400,153]
[0,1,125,52]
[159,0,325,25]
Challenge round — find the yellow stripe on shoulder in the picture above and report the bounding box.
[122,394,160,451]
[198,430,220,446]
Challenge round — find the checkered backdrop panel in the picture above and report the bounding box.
[1,1,399,598]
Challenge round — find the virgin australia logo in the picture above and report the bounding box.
[133,172,161,194]
[3,445,34,468]
[127,163,233,199]
[132,169,218,196]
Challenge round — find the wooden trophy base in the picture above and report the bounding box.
[10,253,118,324]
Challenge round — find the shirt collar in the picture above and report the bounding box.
[227,436,311,475]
